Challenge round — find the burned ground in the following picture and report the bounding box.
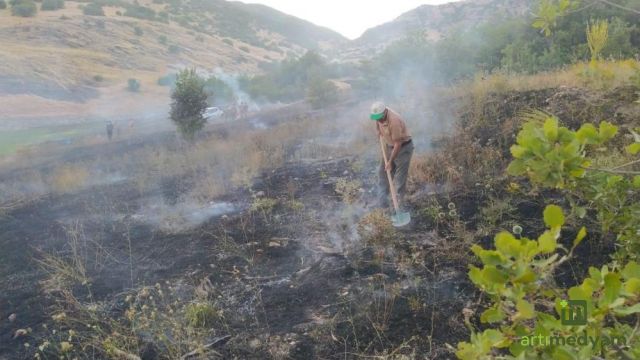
[1,85,637,359]
[0,147,471,359]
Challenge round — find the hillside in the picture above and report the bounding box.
[0,0,346,124]
[340,0,531,60]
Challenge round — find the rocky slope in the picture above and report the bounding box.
[340,0,531,61]
[0,0,346,122]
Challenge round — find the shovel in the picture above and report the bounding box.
[379,136,411,227]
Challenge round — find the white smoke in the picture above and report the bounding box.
[211,68,261,112]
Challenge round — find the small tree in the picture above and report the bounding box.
[587,19,608,64]
[11,0,37,17]
[0,0,8,9]
[82,2,103,16]
[168,44,180,54]
[127,78,140,92]
[41,0,63,11]
[306,76,339,109]
[170,69,208,141]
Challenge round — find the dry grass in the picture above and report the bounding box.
[448,60,638,101]
[36,222,91,294]
[335,177,362,204]
[357,209,397,247]
[50,163,90,194]
[409,125,503,190]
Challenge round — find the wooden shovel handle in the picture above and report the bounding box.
[379,136,400,212]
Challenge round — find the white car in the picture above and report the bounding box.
[204,107,224,120]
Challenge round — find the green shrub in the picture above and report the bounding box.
[123,4,155,20]
[158,35,167,44]
[184,302,219,328]
[250,197,278,220]
[168,44,180,54]
[11,0,37,17]
[222,38,233,46]
[41,0,63,10]
[93,75,104,82]
[134,26,143,36]
[238,45,250,53]
[456,114,640,359]
[170,68,208,141]
[306,76,339,109]
[203,76,234,104]
[127,78,140,92]
[0,0,8,9]
[157,73,176,87]
[82,3,103,16]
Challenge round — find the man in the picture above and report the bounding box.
[370,101,413,209]
[106,120,114,141]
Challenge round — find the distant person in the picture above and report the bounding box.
[370,101,413,209]
[106,120,114,141]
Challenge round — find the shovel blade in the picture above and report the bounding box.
[391,211,411,227]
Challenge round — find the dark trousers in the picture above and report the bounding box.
[378,141,414,209]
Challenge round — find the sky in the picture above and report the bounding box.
[242,0,464,39]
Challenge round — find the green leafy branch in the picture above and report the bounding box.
[457,114,640,359]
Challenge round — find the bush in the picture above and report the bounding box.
[239,51,332,103]
[203,76,234,104]
[11,0,37,17]
[134,26,143,36]
[222,38,233,46]
[238,45,250,53]
[158,34,167,44]
[357,209,397,246]
[170,68,208,141]
[0,0,8,9]
[168,44,180,54]
[82,3,103,16]
[456,114,640,359]
[41,0,63,10]
[93,74,104,82]
[157,73,176,87]
[127,78,140,92]
[123,4,155,20]
[184,302,219,328]
[306,77,339,109]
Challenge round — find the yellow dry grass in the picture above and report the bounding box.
[50,164,90,194]
[448,60,638,100]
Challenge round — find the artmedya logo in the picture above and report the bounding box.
[518,298,626,348]
[560,299,587,326]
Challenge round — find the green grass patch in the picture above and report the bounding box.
[0,123,98,156]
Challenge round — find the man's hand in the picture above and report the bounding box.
[386,141,402,172]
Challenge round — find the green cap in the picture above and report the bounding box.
[370,101,386,121]
[370,112,385,121]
